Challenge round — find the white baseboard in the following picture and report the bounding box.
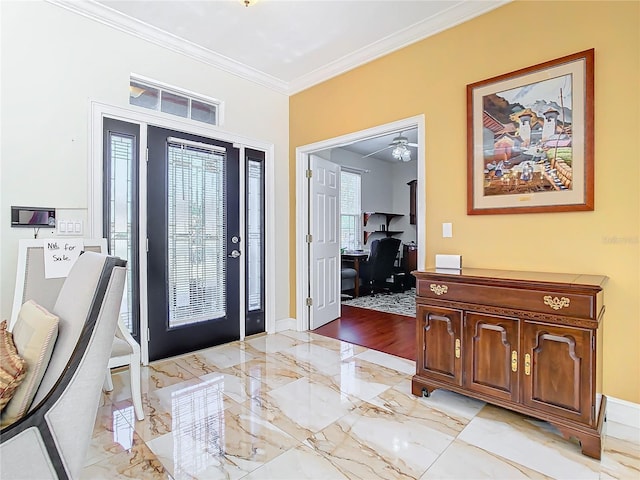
[275,317,297,332]
[607,396,640,428]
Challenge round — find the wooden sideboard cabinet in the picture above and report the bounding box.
[411,268,607,459]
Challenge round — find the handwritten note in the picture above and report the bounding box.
[43,239,84,279]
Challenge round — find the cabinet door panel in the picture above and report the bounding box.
[464,312,519,402]
[416,305,462,386]
[522,322,592,425]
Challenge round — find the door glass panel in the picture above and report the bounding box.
[107,132,135,333]
[168,142,226,328]
[247,159,262,311]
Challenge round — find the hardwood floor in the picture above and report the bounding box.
[313,305,416,361]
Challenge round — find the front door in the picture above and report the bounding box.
[309,155,341,329]
[147,126,241,361]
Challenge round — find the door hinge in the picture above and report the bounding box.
[305,169,312,178]
[305,297,313,307]
[592,335,595,351]
[146,238,149,252]
[147,327,150,341]
[592,405,596,421]
[306,234,313,243]
[146,147,149,162]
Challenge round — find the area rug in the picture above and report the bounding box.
[342,288,416,317]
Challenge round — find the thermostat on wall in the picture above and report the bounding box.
[11,206,56,228]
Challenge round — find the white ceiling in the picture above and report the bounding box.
[52,0,508,95]
[50,0,508,161]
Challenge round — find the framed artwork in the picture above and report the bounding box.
[467,49,594,215]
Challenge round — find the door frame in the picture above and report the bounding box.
[295,115,426,332]
[89,101,276,364]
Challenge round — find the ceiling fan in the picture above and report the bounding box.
[362,132,418,162]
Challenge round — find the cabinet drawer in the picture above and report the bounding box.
[417,280,596,320]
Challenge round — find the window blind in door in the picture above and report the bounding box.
[167,140,226,328]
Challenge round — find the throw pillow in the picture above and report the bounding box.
[0,320,27,412]
[1,300,59,425]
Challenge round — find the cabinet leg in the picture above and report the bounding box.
[554,424,602,460]
[411,378,434,398]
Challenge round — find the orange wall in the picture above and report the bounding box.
[290,0,640,403]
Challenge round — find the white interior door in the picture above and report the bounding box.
[310,155,341,329]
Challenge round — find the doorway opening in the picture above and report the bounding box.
[295,115,426,333]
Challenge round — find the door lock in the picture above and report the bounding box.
[228,249,241,258]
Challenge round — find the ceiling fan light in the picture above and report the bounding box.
[392,144,411,161]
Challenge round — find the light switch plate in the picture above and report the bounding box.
[57,219,83,236]
[442,222,453,238]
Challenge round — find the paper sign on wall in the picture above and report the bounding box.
[43,238,84,279]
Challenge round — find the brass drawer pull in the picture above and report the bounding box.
[543,295,571,310]
[524,353,531,375]
[511,350,518,372]
[455,338,461,359]
[430,284,448,296]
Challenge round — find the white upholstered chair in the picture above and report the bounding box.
[104,319,144,420]
[10,239,144,421]
[1,252,127,479]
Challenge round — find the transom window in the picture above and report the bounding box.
[340,170,362,251]
[129,76,220,126]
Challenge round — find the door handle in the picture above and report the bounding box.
[228,249,241,258]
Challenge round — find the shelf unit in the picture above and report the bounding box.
[407,180,417,225]
[363,212,404,244]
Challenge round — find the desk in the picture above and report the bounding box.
[341,252,368,297]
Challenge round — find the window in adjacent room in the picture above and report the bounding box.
[340,170,361,251]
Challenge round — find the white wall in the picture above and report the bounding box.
[0,1,290,321]
[329,148,392,212]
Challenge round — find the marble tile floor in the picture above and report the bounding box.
[83,331,639,479]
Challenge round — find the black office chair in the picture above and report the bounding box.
[360,237,401,294]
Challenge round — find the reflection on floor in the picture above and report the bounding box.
[84,331,639,479]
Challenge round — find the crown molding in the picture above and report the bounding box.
[288,0,510,94]
[46,0,289,94]
[47,0,509,96]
